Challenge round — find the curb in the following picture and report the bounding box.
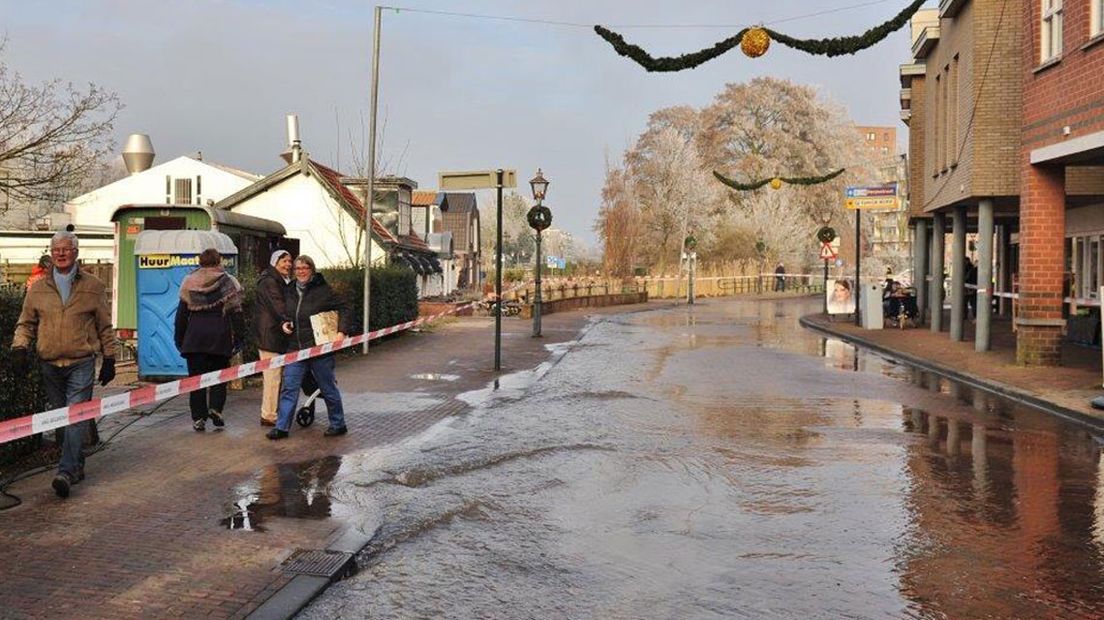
[798,314,1104,434]
[245,527,376,620]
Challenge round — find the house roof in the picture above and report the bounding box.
[439,192,477,215]
[202,159,262,182]
[308,161,398,244]
[411,190,439,207]
[214,157,398,246]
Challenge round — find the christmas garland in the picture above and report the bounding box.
[594,0,925,72]
[712,168,845,191]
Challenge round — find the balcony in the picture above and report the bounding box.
[939,0,967,18]
[899,62,925,88]
[912,25,940,59]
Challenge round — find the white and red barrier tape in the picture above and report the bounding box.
[0,301,482,446]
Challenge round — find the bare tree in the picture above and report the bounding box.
[0,41,122,207]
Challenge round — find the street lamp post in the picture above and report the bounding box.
[527,169,551,338]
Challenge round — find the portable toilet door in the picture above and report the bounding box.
[134,230,238,379]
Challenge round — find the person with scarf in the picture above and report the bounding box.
[255,249,293,426]
[267,255,350,440]
[174,248,244,432]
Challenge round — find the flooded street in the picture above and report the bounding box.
[299,298,1104,619]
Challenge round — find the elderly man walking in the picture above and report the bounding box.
[11,230,116,499]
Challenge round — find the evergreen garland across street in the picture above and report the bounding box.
[712,168,846,191]
[593,0,927,72]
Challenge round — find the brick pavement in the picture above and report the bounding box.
[0,305,649,620]
[803,311,1104,424]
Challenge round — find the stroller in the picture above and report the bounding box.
[295,370,320,428]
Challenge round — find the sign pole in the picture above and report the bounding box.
[823,258,829,314]
[495,169,504,371]
[854,209,861,327]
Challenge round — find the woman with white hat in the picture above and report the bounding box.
[254,249,293,426]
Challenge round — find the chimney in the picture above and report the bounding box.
[122,133,155,175]
[286,114,302,163]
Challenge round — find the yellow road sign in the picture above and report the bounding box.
[844,195,899,210]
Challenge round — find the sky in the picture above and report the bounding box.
[0,0,927,246]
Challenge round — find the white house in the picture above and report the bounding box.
[214,153,397,268]
[65,146,260,229]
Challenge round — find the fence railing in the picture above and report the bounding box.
[508,275,824,304]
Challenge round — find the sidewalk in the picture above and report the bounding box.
[800,312,1104,429]
[0,304,649,620]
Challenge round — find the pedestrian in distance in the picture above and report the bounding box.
[255,249,293,427]
[267,255,350,440]
[25,254,52,290]
[174,248,244,432]
[774,262,786,292]
[11,230,116,499]
[965,258,978,320]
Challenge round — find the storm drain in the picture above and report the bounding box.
[280,548,356,580]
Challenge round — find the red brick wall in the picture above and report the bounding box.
[1022,0,1104,149]
[1018,0,1104,365]
[1016,164,1065,365]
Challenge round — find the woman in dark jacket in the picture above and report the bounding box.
[175,248,245,431]
[255,249,292,426]
[267,255,351,440]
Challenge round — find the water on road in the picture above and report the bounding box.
[299,298,1104,619]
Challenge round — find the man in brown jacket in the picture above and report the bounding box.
[12,230,117,499]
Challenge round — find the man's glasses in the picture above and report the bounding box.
[50,247,77,255]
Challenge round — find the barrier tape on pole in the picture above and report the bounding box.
[0,301,483,446]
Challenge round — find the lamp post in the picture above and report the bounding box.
[527,169,551,337]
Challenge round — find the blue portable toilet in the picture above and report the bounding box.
[134,230,238,379]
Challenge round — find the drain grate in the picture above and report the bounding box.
[280,548,356,580]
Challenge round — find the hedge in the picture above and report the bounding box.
[238,264,419,361]
[0,287,50,465]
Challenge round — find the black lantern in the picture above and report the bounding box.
[529,168,549,203]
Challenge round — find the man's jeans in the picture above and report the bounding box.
[276,354,345,432]
[40,358,95,479]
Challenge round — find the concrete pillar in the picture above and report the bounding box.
[996,223,1009,317]
[1017,164,1066,366]
[930,213,946,333]
[950,206,967,341]
[914,220,929,325]
[976,199,994,352]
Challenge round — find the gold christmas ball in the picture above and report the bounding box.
[741,27,771,58]
[769,177,783,190]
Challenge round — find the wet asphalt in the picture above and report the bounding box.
[282,297,1104,619]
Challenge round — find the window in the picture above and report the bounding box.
[196,175,202,204]
[1041,0,1063,62]
[867,132,876,141]
[165,175,172,204]
[399,204,411,236]
[949,55,959,165]
[934,74,943,174]
[1093,0,1103,37]
[174,178,192,205]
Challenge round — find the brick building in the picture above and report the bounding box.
[900,0,1104,366]
[900,0,1023,352]
[1019,0,1104,364]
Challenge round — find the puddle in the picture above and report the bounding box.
[409,373,460,382]
[222,455,344,531]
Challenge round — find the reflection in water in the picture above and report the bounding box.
[222,455,343,531]
[301,298,1104,619]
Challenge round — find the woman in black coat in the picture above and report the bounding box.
[267,255,351,440]
[175,248,245,431]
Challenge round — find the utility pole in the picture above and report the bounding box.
[361,5,382,354]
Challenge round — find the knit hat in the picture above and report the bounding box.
[270,249,291,267]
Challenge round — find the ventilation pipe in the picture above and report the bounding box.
[122,134,155,175]
[286,114,302,163]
